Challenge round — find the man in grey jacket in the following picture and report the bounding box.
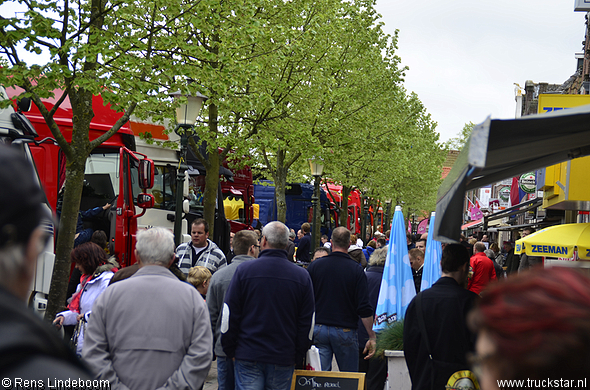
[207,230,259,390]
[83,228,213,390]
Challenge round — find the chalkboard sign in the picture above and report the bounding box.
[291,370,365,390]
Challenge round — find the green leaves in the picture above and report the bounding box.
[443,122,474,151]
[1,0,444,222]
[376,320,404,354]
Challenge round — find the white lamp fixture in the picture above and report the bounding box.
[309,159,324,177]
[169,90,208,126]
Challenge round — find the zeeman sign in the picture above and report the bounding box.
[530,245,569,256]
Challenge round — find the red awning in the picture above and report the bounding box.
[461,219,483,230]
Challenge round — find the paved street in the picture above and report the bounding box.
[203,360,218,390]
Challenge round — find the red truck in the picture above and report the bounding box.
[324,182,362,234]
[6,87,155,269]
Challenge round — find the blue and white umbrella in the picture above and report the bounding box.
[421,211,443,291]
[373,206,416,331]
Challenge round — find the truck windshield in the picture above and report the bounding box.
[187,174,205,213]
[129,156,141,205]
[82,153,119,210]
[145,164,177,210]
[83,151,145,210]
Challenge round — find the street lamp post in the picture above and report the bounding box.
[384,201,392,232]
[362,197,370,245]
[170,90,207,247]
[309,159,324,252]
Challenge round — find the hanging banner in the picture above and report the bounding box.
[416,218,429,235]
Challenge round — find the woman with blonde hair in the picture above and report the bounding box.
[188,266,212,299]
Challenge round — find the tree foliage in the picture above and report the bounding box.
[443,122,474,151]
[248,0,428,223]
[180,0,354,228]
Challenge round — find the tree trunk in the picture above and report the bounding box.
[274,150,288,223]
[340,185,351,229]
[384,202,392,232]
[275,174,287,223]
[263,148,300,224]
[44,87,94,322]
[203,103,220,237]
[44,158,86,322]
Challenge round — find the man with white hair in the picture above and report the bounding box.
[83,228,213,389]
[222,221,315,390]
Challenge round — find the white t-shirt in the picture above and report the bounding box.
[192,245,206,260]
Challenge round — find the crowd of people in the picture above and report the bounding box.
[2,143,590,390]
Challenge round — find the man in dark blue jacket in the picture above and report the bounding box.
[221,221,315,390]
[307,226,376,372]
[295,222,311,265]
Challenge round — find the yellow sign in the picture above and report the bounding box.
[538,95,590,211]
[515,223,590,260]
[538,94,590,114]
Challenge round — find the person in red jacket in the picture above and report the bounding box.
[467,242,497,295]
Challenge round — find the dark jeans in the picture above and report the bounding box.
[359,347,388,390]
[234,360,294,390]
[313,324,359,372]
[217,356,235,390]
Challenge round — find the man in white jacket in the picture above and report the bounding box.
[83,228,213,390]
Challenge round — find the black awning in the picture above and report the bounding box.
[434,104,590,243]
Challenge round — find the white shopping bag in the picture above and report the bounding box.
[305,345,321,371]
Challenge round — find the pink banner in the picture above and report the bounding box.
[470,206,483,220]
[417,218,429,235]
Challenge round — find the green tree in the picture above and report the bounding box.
[0,0,207,321]
[324,87,444,232]
[443,122,474,151]
[251,0,409,224]
[183,0,343,230]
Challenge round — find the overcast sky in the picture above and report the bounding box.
[374,0,586,142]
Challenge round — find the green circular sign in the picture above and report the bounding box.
[499,186,510,202]
[519,172,536,194]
